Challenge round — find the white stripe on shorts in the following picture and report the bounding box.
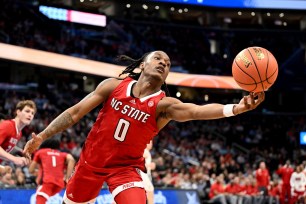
[111,181,144,198]
[36,185,50,200]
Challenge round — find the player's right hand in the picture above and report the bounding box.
[23,132,43,161]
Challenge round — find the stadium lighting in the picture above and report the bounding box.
[155,5,160,10]
[267,12,271,16]
[279,13,284,17]
[39,5,107,27]
[126,4,131,8]
[238,11,242,15]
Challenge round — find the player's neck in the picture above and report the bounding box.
[133,77,162,98]
[13,118,26,132]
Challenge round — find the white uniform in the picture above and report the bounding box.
[140,148,154,192]
[290,172,306,193]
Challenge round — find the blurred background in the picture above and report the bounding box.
[0,0,306,203]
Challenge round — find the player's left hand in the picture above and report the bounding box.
[234,92,265,115]
[23,132,44,161]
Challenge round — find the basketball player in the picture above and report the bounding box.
[0,113,11,175]
[140,140,155,204]
[0,100,36,166]
[29,139,75,204]
[23,51,265,204]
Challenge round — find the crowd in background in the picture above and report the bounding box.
[0,1,305,76]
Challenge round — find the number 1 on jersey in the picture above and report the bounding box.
[114,118,130,142]
[52,155,57,167]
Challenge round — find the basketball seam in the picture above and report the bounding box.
[234,58,257,92]
[234,69,277,85]
[265,49,270,84]
[247,48,264,91]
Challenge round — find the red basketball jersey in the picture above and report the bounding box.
[0,120,22,153]
[33,148,68,188]
[81,77,165,172]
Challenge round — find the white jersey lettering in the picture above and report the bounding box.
[112,98,151,123]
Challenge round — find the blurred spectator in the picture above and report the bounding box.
[276,160,294,204]
[290,165,306,204]
[255,161,270,195]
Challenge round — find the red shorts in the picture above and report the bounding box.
[63,160,145,203]
[36,183,63,200]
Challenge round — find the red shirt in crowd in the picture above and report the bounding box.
[209,181,225,199]
[277,165,294,185]
[243,184,258,195]
[225,183,242,194]
[256,168,270,187]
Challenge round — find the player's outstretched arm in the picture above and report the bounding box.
[158,92,264,123]
[23,78,121,159]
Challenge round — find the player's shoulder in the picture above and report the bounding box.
[96,77,124,92]
[0,120,15,130]
[157,96,182,110]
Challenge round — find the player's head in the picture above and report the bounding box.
[139,51,171,82]
[0,113,6,123]
[39,138,60,150]
[15,100,36,126]
[118,51,171,96]
[259,161,266,169]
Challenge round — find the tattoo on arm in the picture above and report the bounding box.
[42,112,75,140]
[159,112,168,119]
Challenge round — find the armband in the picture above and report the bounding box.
[223,104,235,117]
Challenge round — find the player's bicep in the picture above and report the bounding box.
[167,102,199,122]
[66,154,75,163]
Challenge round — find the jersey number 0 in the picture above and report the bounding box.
[114,118,130,142]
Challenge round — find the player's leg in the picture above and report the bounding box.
[140,171,154,204]
[36,183,68,204]
[115,187,146,204]
[36,195,47,204]
[107,168,146,204]
[63,162,105,204]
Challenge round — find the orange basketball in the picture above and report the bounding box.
[232,46,278,92]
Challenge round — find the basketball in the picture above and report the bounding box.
[232,46,278,92]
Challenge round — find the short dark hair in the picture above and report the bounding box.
[39,139,60,150]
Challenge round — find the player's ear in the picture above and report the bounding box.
[140,62,146,70]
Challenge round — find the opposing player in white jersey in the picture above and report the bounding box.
[140,140,155,204]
